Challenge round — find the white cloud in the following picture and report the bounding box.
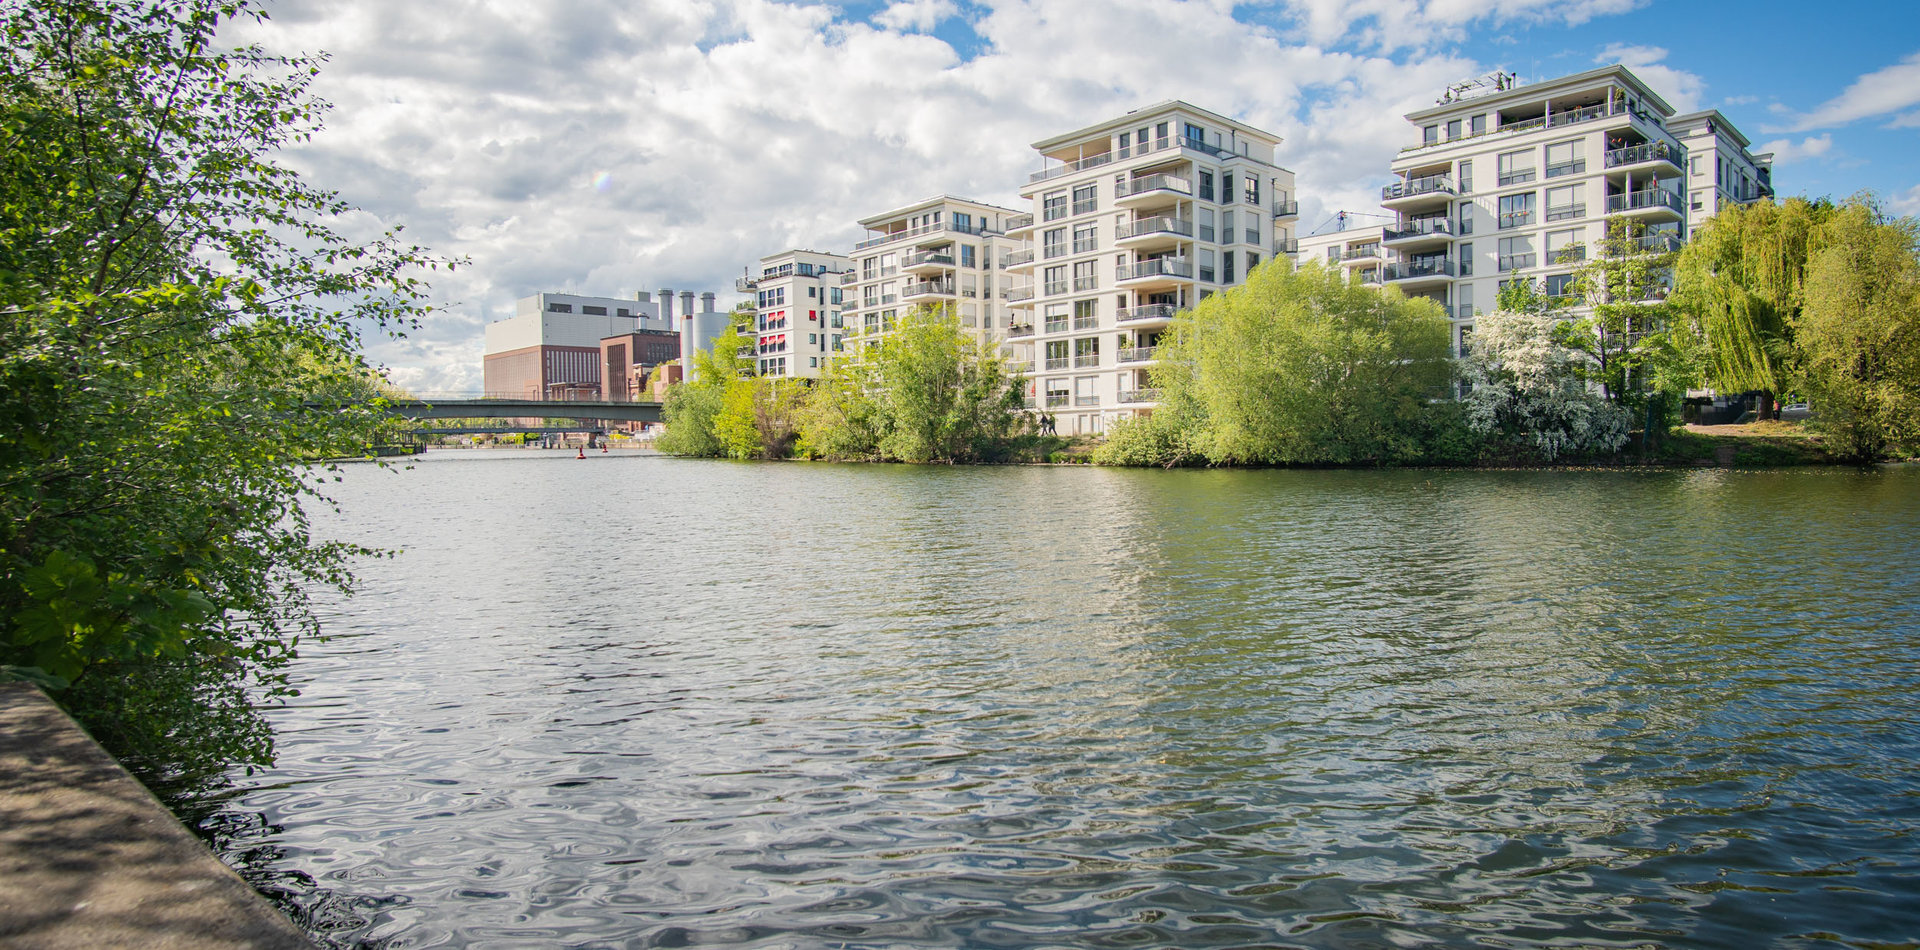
[218,0,1614,390]
[1890,183,1920,217]
[1279,0,1646,52]
[1773,50,1920,132]
[873,0,960,33]
[1591,44,1703,113]
[1756,134,1834,164]
[1889,110,1920,129]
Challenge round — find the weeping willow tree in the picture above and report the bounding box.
[1671,198,1831,417]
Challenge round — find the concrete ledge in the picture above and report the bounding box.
[0,681,316,950]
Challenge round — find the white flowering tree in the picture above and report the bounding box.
[1463,297,1631,461]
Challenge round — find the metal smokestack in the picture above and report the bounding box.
[659,288,674,325]
[680,291,695,322]
[700,292,716,314]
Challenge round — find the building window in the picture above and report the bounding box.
[1072,260,1098,292]
[960,244,976,268]
[1471,113,1486,134]
[1498,192,1535,229]
[1073,223,1098,254]
[582,305,607,316]
[1446,118,1462,140]
[1199,170,1214,202]
[1497,235,1535,272]
[1546,228,1584,264]
[1545,184,1585,221]
[546,302,573,313]
[1224,251,1236,283]
[1545,140,1584,178]
[1072,183,1097,216]
[1545,273,1577,299]
[1044,228,1067,259]
[1497,149,1535,186]
[1044,265,1067,296]
[1459,242,1472,276]
[1244,176,1260,206]
[1221,172,1235,204]
[1458,160,1473,193]
[1201,248,1217,282]
[1458,200,1474,235]
[1043,190,1068,221]
[1424,124,1439,145]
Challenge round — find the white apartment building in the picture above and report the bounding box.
[842,196,1023,351]
[1669,110,1774,219]
[1305,65,1770,359]
[1296,211,1392,289]
[1009,101,1299,434]
[735,249,851,379]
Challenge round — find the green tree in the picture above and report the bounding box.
[1560,218,1700,442]
[1794,200,1920,459]
[1672,197,1831,417]
[1462,307,1631,460]
[1101,260,1453,466]
[0,0,443,773]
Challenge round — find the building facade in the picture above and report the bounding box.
[1008,101,1299,435]
[1301,65,1771,360]
[841,196,1023,352]
[1669,110,1774,219]
[735,249,852,379]
[483,290,718,399]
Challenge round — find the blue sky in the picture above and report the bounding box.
[233,0,1918,391]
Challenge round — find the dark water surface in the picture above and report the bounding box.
[209,451,1920,948]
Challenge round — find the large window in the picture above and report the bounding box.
[1043,265,1067,296]
[1497,148,1535,186]
[1072,183,1097,216]
[1546,228,1585,264]
[1497,235,1535,272]
[1498,192,1535,229]
[1043,190,1068,221]
[1072,260,1098,292]
[1545,140,1584,178]
[1073,223,1098,254]
[1043,228,1067,259]
[1199,170,1214,202]
[1545,184,1585,222]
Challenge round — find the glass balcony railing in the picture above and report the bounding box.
[1606,189,1685,215]
[1116,304,1177,322]
[1116,259,1193,281]
[1604,140,1686,169]
[1382,174,1455,201]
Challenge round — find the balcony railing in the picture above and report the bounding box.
[903,280,955,298]
[1117,388,1162,404]
[1045,393,1071,408]
[1383,258,1456,281]
[1073,315,1098,330]
[1545,204,1586,222]
[1611,232,1683,256]
[1044,319,1068,334]
[1384,218,1453,241]
[1044,281,1068,296]
[1009,323,1035,338]
[1604,140,1686,169]
[1007,361,1033,375]
[1117,304,1177,322]
[1072,199,1098,216]
[1045,357,1070,370]
[1273,199,1300,216]
[1274,237,1299,255]
[1118,345,1158,362]
[1116,174,1192,199]
[1545,160,1586,179]
[1074,394,1100,407]
[1029,152,1115,184]
[1007,213,1035,230]
[1498,253,1537,272]
[879,294,898,305]
[1002,249,1035,267]
[1382,174,1455,201]
[1005,286,1035,302]
[840,272,857,284]
[1116,216,1194,241]
[853,220,998,251]
[1043,243,1067,260]
[1341,245,1381,261]
[1074,354,1099,368]
[1498,210,1534,229]
[1073,238,1099,254]
[1606,189,1685,215]
[1117,259,1193,281]
[734,276,756,292]
[1072,276,1098,292]
[903,250,955,268]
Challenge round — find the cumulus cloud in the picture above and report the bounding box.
[1278,0,1646,52]
[1771,50,1920,132]
[1756,134,1834,163]
[220,0,1644,389]
[1591,44,1703,113]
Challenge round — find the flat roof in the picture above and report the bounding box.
[1405,64,1675,123]
[1669,109,1755,149]
[1032,100,1282,151]
[857,194,1022,229]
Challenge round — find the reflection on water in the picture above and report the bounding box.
[206,451,1920,948]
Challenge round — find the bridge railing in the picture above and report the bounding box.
[397,391,662,405]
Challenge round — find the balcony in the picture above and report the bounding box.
[1006,213,1035,233]
[1604,140,1686,173]
[1274,237,1299,255]
[1005,286,1036,303]
[1381,174,1455,208]
[841,271,857,284]
[1607,188,1685,218]
[1272,199,1300,217]
[902,279,955,299]
[1009,323,1035,338]
[879,294,898,305]
[1117,304,1177,323]
[1382,217,1454,245]
[1116,258,1193,286]
[1029,151,1115,184]
[1074,353,1099,368]
[1006,361,1033,375]
[734,276,756,292]
[1340,245,1381,262]
[1115,174,1193,206]
[1117,345,1158,363]
[1455,304,1476,320]
[853,220,998,252]
[1383,258,1456,284]
[1610,232,1683,256]
[1117,388,1162,404]
[902,250,955,273]
[1002,249,1035,268]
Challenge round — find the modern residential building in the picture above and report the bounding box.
[1668,110,1774,219]
[483,289,719,398]
[734,249,852,379]
[1296,211,1392,288]
[1008,101,1299,435]
[1306,65,1771,360]
[842,196,1023,351]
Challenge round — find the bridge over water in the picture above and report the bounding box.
[387,393,665,425]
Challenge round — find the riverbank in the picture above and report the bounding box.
[0,683,315,950]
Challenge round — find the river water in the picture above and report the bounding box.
[206,450,1920,948]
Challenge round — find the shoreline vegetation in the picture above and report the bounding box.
[657,209,1920,469]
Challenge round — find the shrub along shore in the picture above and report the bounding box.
[659,196,1919,469]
